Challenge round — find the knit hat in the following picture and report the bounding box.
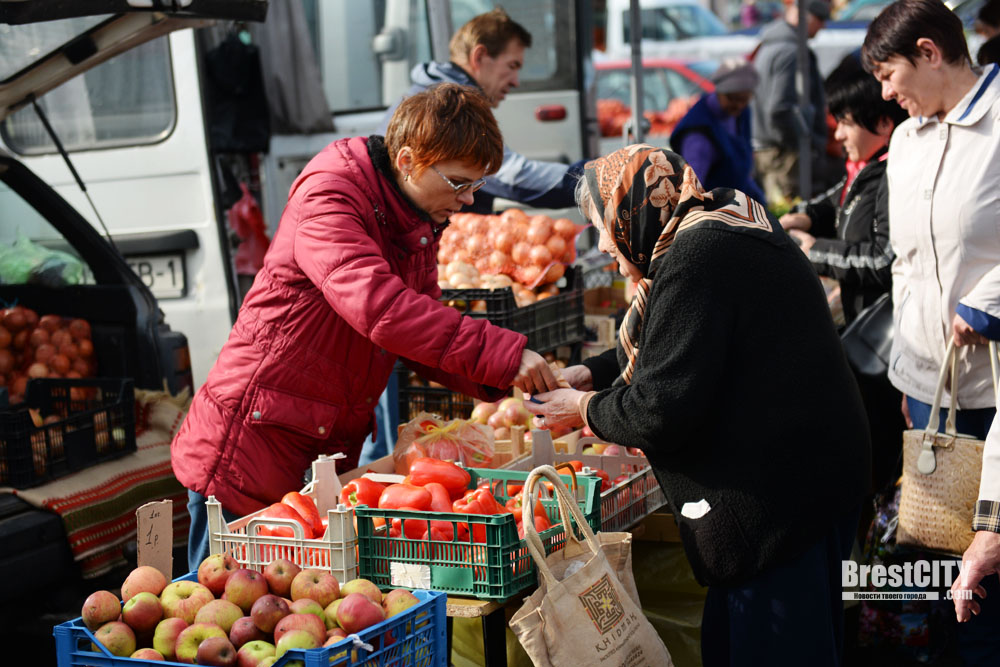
[710,58,760,94]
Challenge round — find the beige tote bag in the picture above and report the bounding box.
[897,339,998,555]
[510,465,673,667]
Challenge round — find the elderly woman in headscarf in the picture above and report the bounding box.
[525,145,871,666]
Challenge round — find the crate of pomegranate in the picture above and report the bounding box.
[507,428,667,533]
[53,569,447,666]
[353,462,602,601]
[206,455,359,583]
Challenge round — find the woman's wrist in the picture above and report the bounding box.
[577,391,597,430]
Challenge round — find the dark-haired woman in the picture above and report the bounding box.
[172,83,561,570]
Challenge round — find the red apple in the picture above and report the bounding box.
[323,627,348,646]
[322,599,343,630]
[289,597,327,628]
[470,401,498,425]
[152,617,188,660]
[336,592,385,634]
[602,444,622,456]
[81,590,121,631]
[262,558,301,598]
[121,591,163,634]
[92,621,136,657]
[339,578,382,605]
[122,565,168,602]
[225,569,269,614]
[160,580,215,625]
[194,599,244,634]
[273,611,326,646]
[250,594,290,633]
[228,615,266,649]
[275,629,318,659]
[131,648,165,660]
[289,569,340,608]
[236,639,276,667]
[382,589,420,618]
[197,553,239,596]
[175,623,228,664]
[196,635,238,667]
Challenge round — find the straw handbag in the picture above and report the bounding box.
[897,339,998,555]
[510,465,672,667]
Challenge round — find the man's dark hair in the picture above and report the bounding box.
[826,53,908,132]
[861,0,970,70]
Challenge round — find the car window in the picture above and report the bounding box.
[1,38,175,155]
[597,66,702,110]
[624,6,729,43]
[0,16,107,80]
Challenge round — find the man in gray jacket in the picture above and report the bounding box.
[378,8,584,215]
[751,0,835,204]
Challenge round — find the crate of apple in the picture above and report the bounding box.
[54,559,446,666]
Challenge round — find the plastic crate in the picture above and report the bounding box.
[0,377,135,488]
[440,267,584,353]
[355,467,601,601]
[207,456,359,583]
[395,365,476,422]
[53,572,447,667]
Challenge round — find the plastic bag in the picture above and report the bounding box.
[0,232,83,287]
[392,412,494,474]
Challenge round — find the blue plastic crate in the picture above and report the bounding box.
[53,572,447,667]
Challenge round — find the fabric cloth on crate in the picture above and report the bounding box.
[5,390,191,578]
[377,61,584,214]
[670,93,767,204]
[171,135,526,518]
[886,63,1000,409]
[578,145,871,589]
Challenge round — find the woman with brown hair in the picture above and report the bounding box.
[172,83,560,570]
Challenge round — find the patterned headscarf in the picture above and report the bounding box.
[584,145,715,385]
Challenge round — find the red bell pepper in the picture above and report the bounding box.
[592,469,611,492]
[391,507,430,540]
[517,512,553,539]
[378,483,432,511]
[281,491,321,538]
[453,488,504,543]
[340,477,386,508]
[612,474,630,487]
[409,458,471,499]
[423,482,454,513]
[257,502,312,538]
[505,492,548,525]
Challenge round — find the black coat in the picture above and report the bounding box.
[582,208,871,588]
[799,153,893,324]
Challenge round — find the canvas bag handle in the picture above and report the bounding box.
[522,465,604,588]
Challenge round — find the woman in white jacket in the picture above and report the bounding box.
[863,1,1000,663]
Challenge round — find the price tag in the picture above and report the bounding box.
[390,562,431,589]
[136,500,173,581]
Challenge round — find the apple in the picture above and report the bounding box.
[262,558,301,598]
[194,599,244,634]
[581,446,598,456]
[197,553,239,596]
[121,591,163,634]
[160,580,215,625]
[289,569,340,608]
[175,623,228,664]
[323,627,349,646]
[196,635,238,667]
[228,616,266,649]
[226,569,269,614]
[581,424,595,438]
[382,589,420,618]
[470,401,498,425]
[152,617,188,660]
[81,590,121,631]
[602,444,622,456]
[289,597,327,627]
[273,611,326,646]
[627,447,644,456]
[339,578,382,605]
[336,592,385,634]
[250,594,290,633]
[131,648,165,660]
[321,599,343,630]
[122,565,168,602]
[259,658,278,667]
[92,621,136,657]
[275,629,319,658]
[236,639,276,667]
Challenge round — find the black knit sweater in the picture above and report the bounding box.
[583,214,871,587]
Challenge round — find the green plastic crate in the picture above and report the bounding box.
[355,468,602,601]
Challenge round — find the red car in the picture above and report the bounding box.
[595,58,715,138]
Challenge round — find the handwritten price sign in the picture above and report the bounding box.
[136,500,173,581]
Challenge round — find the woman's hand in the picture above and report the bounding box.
[522,388,587,431]
[788,229,815,254]
[512,348,561,395]
[560,364,594,391]
[953,313,989,347]
[779,212,812,232]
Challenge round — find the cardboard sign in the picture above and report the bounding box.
[136,500,172,581]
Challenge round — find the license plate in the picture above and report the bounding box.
[127,254,186,299]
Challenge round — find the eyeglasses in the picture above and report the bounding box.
[431,165,488,195]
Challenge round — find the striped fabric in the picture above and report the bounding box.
[9,390,190,578]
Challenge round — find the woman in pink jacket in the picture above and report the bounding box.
[172,84,560,569]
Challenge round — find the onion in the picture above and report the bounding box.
[553,218,578,240]
[68,318,91,340]
[2,308,27,333]
[50,329,71,348]
[28,362,49,379]
[0,349,13,374]
[545,235,566,259]
[510,242,532,266]
[529,245,553,267]
[494,231,515,254]
[465,233,489,256]
[78,339,95,359]
[34,343,56,364]
[38,314,62,333]
[526,216,553,245]
[500,208,529,226]
[0,325,11,349]
[488,250,511,273]
[562,244,577,264]
[49,354,71,375]
[544,263,566,283]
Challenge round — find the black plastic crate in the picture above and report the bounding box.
[396,365,477,423]
[440,268,584,352]
[0,377,135,488]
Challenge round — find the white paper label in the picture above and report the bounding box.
[681,498,712,520]
[390,562,431,589]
